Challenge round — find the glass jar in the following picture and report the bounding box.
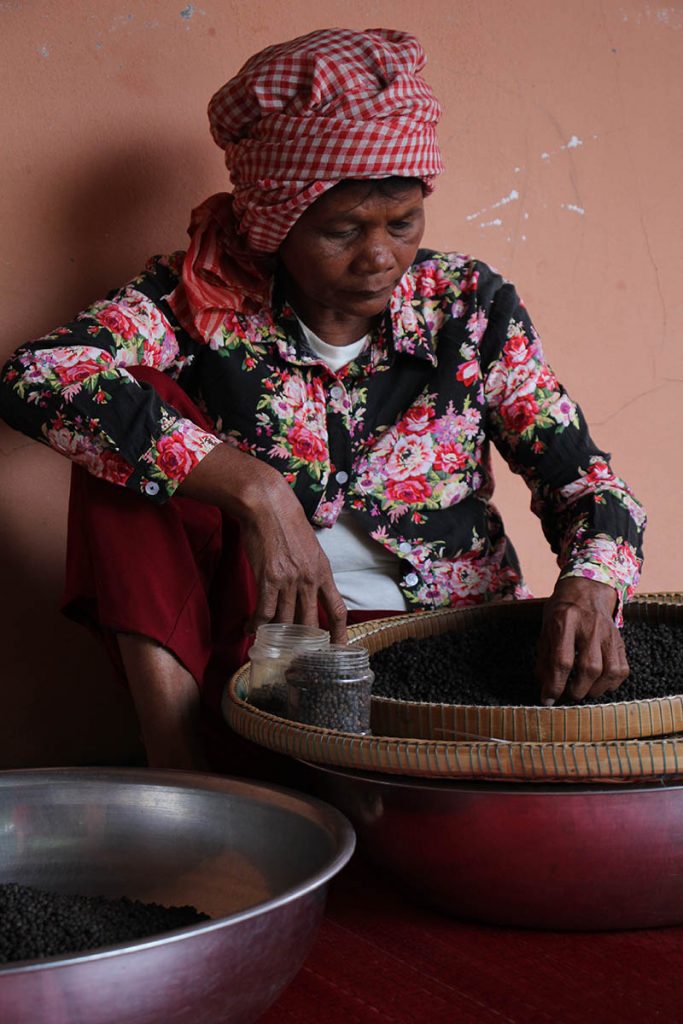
[247,624,330,715]
[286,645,374,735]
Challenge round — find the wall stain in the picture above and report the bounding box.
[620,4,683,28]
[109,12,134,32]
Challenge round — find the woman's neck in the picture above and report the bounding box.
[292,305,376,346]
[282,272,377,345]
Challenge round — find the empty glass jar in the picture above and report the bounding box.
[247,623,330,715]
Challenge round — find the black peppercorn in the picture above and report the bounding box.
[0,882,210,964]
[286,645,373,733]
[370,620,683,706]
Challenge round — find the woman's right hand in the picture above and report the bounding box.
[178,443,348,642]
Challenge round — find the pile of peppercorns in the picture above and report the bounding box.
[0,882,209,964]
[285,647,373,733]
[248,681,289,717]
[370,620,683,706]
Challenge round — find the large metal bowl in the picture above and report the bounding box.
[0,768,355,1024]
[307,763,683,930]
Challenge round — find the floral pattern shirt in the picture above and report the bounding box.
[0,249,646,617]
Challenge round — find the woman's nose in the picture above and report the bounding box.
[352,233,395,274]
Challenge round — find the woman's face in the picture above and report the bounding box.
[279,180,425,335]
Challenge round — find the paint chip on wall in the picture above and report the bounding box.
[491,189,519,209]
[561,203,586,215]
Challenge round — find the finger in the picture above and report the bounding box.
[568,628,604,701]
[537,613,577,706]
[319,582,348,644]
[608,630,630,689]
[295,583,321,628]
[246,583,280,634]
[273,583,299,626]
[589,630,630,699]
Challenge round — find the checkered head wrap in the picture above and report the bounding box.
[168,27,443,341]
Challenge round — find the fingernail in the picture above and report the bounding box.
[543,698,555,707]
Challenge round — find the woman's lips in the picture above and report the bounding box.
[347,284,394,299]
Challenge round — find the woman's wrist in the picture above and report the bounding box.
[177,441,286,520]
[550,575,619,617]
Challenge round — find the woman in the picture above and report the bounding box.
[0,28,645,771]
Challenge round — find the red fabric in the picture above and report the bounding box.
[62,365,401,773]
[262,856,682,1023]
[168,27,443,338]
[63,365,255,699]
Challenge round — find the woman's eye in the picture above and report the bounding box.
[325,228,356,240]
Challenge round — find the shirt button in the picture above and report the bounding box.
[145,481,160,496]
[330,385,344,400]
[399,541,412,554]
[335,471,349,485]
[404,573,419,587]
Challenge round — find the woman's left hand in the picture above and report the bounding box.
[535,576,629,706]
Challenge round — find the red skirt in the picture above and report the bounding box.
[62,366,397,773]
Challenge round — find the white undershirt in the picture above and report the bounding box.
[296,317,368,371]
[296,316,409,612]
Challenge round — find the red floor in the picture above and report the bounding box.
[262,857,682,1023]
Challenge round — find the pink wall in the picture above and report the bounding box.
[1,1,681,766]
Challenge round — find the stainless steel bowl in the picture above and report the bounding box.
[307,763,683,930]
[0,768,355,1024]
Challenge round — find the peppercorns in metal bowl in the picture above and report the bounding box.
[0,768,355,1024]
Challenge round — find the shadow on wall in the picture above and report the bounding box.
[0,430,145,768]
[0,432,145,770]
[59,139,198,303]
[4,137,206,348]
[0,139,211,767]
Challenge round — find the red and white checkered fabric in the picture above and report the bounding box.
[168,28,443,341]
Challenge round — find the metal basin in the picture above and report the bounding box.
[307,763,683,930]
[0,768,355,1024]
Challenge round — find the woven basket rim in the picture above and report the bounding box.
[370,694,683,712]
[299,761,683,792]
[225,667,683,780]
[227,668,682,752]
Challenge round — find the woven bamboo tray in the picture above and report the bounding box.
[223,592,683,782]
[225,669,683,781]
[351,594,683,743]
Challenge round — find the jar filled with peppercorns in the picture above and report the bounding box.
[285,645,374,734]
[248,624,330,715]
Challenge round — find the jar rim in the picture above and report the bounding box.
[253,623,330,651]
[288,644,371,670]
